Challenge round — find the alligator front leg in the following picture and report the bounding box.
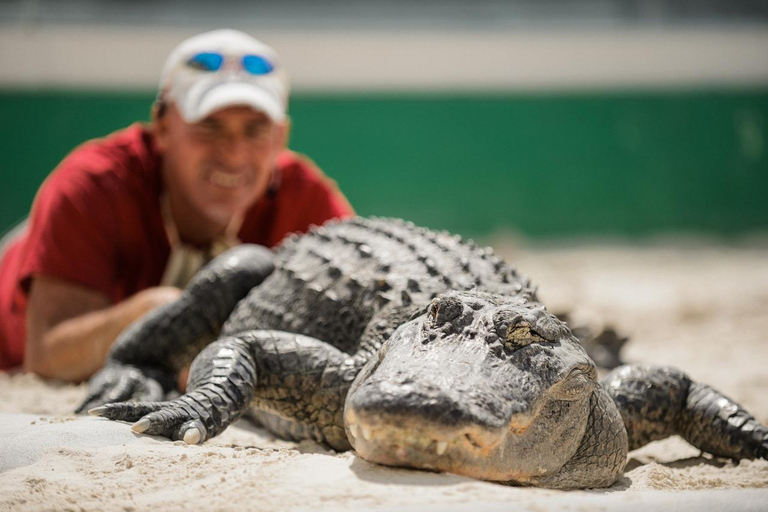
[90,336,258,443]
[602,365,768,460]
[76,245,274,413]
[532,388,628,489]
[92,330,365,449]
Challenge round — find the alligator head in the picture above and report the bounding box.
[344,291,598,484]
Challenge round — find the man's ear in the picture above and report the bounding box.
[152,101,171,152]
[276,117,291,149]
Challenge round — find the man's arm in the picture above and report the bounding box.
[25,276,181,382]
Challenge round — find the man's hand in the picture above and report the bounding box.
[25,276,182,382]
[132,286,184,313]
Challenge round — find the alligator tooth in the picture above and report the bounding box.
[362,427,373,441]
[348,423,359,439]
[436,441,448,455]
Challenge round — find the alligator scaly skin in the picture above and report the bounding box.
[83,217,768,489]
[219,217,534,448]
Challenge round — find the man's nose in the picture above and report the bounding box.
[217,134,252,166]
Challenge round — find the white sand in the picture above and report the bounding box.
[1,241,767,511]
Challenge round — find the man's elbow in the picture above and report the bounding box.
[23,353,54,379]
[23,343,85,383]
[23,350,56,379]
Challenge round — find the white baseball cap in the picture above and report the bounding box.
[158,29,289,123]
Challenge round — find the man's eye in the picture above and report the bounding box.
[194,123,220,136]
[245,123,272,139]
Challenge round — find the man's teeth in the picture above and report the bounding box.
[209,172,246,188]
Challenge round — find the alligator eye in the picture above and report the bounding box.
[506,322,547,345]
[493,311,546,349]
[428,296,463,327]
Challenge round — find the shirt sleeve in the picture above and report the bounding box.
[298,164,356,226]
[17,153,120,300]
[288,154,354,224]
[262,153,355,247]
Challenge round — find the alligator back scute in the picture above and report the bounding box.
[221,217,533,354]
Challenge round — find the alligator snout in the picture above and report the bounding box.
[345,376,512,472]
[343,292,595,482]
[348,376,510,430]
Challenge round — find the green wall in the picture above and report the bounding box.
[1,89,767,238]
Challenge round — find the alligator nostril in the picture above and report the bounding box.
[428,296,464,327]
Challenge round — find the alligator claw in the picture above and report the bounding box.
[131,418,152,433]
[183,427,202,445]
[88,406,108,417]
[94,386,231,443]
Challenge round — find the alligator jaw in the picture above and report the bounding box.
[345,407,527,480]
[343,291,597,483]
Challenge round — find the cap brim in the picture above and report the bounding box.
[181,82,285,123]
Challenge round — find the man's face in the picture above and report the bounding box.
[155,104,288,227]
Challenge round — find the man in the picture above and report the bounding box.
[0,29,354,381]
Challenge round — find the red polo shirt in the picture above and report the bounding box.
[0,124,354,369]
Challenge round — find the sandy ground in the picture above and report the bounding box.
[1,239,767,511]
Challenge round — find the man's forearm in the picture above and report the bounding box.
[25,280,181,382]
[29,297,150,381]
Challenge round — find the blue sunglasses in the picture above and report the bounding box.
[186,52,275,75]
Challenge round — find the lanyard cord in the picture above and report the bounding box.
[159,194,243,288]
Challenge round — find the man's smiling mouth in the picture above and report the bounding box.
[209,171,248,189]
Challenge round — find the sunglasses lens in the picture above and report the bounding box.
[187,52,224,72]
[242,55,274,75]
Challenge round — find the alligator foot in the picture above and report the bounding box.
[557,313,628,370]
[581,327,628,370]
[90,337,259,443]
[76,364,176,414]
[682,381,768,460]
[89,384,239,444]
[603,365,768,460]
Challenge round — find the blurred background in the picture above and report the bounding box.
[1,0,767,239]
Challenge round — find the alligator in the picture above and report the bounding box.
[79,217,768,489]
